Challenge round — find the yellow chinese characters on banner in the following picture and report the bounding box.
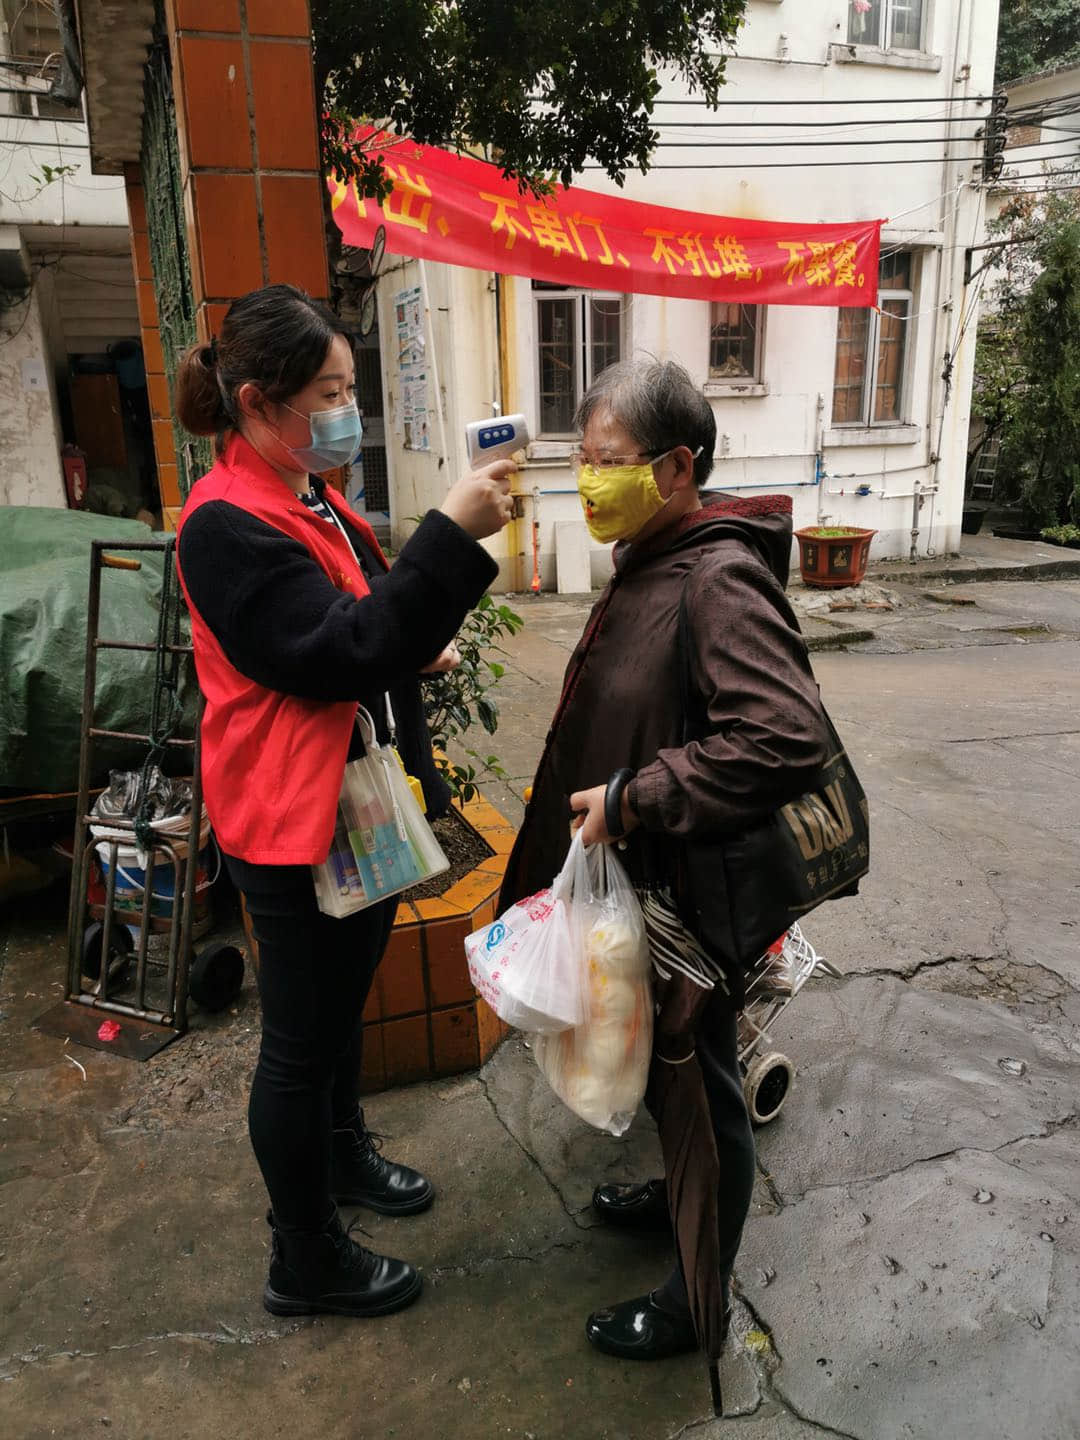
[329,129,881,308]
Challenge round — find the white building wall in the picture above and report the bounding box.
[381,0,1001,588]
[0,268,66,506]
[377,257,499,554]
[0,55,133,510]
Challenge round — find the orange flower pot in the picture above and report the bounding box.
[795,526,877,589]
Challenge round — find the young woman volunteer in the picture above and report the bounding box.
[174,283,514,1320]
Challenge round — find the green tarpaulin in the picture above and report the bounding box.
[0,508,198,794]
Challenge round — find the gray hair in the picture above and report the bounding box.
[574,358,716,488]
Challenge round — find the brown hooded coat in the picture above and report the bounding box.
[499,493,833,1370]
[500,494,831,914]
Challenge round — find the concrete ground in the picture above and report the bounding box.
[2,545,1079,1440]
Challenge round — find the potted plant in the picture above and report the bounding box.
[794,526,877,589]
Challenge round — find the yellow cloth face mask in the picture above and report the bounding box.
[576,448,692,544]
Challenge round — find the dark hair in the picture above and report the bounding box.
[174,283,351,439]
[574,358,716,488]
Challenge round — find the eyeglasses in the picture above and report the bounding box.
[570,449,665,471]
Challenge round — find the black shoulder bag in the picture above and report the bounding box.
[677,589,869,994]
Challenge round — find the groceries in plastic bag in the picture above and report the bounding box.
[532,837,653,1137]
[466,880,583,1033]
[312,704,448,917]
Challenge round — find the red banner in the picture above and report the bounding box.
[328,131,881,308]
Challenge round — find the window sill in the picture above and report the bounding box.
[704,380,769,398]
[824,425,922,448]
[829,42,942,73]
[527,440,574,462]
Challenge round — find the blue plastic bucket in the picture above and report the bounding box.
[94,824,217,925]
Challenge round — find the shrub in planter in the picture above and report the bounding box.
[794,526,876,589]
[1040,523,1080,549]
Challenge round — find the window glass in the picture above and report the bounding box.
[537,297,578,435]
[709,304,762,379]
[873,301,909,423]
[534,286,624,435]
[590,298,622,381]
[833,309,871,424]
[890,0,923,49]
[832,251,914,426]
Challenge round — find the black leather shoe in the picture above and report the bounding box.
[592,1178,670,1230]
[586,1290,699,1361]
[263,1210,421,1318]
[331,1110,434,1215]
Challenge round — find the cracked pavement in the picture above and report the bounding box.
[1,568,1079,1439]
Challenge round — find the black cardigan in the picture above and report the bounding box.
[178,483,497,820]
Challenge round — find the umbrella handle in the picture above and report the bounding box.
[708,1360,723,1418]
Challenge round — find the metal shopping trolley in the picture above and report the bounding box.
[36,539,244,1060]
[737,923,840,1125]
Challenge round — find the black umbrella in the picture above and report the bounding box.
[643,937,732,1417]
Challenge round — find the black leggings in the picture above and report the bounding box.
[226,855,397,1232]
[657,997,757,1312]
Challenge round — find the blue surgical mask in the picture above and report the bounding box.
[281,400,363,473]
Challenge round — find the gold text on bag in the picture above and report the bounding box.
[781,777,856,861]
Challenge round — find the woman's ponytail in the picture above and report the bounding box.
[174,341,231,436]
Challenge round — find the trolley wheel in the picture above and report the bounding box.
[743,1051,795,1126]
[81,921,134,986]
[189,942,244,1012]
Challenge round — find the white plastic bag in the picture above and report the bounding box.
[312,705,449,916]
[532,839,653,1137]
[465,844,586,1033]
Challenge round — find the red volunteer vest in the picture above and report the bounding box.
[176,432,385,864]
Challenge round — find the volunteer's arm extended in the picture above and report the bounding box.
[178,502,498,701]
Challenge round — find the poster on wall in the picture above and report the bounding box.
[393,285,429,451]
[401,370,429,452]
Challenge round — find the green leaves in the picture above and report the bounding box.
[29,163,78,190]
[422,595,524,802]
[975,191,1080,527]
[996,0,1080,84]
[311,0,747,195]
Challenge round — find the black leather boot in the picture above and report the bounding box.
[591,1178,670,1230]
[263,1209,421,1318]
[331,1110,434,1215]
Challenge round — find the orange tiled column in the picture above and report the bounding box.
[133,0,329,523]
[166,0,329,344]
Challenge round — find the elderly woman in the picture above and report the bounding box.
[499,359,830,1392]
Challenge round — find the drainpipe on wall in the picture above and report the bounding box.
[494,273,525,592]
[915,0,979,560]
[814,392,827,524]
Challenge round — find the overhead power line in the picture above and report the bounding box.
[654,115,991,129]
[585,154,996,170]
[646,95,996,106]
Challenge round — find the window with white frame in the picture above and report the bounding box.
[533,283,624,436]
[709,303,765,382]
[832,252,913,426]
[847,0,925,51]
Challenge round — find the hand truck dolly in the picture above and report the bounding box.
[35,538,243,1060]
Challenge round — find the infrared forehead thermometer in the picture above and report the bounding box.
[465,414,530,468]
